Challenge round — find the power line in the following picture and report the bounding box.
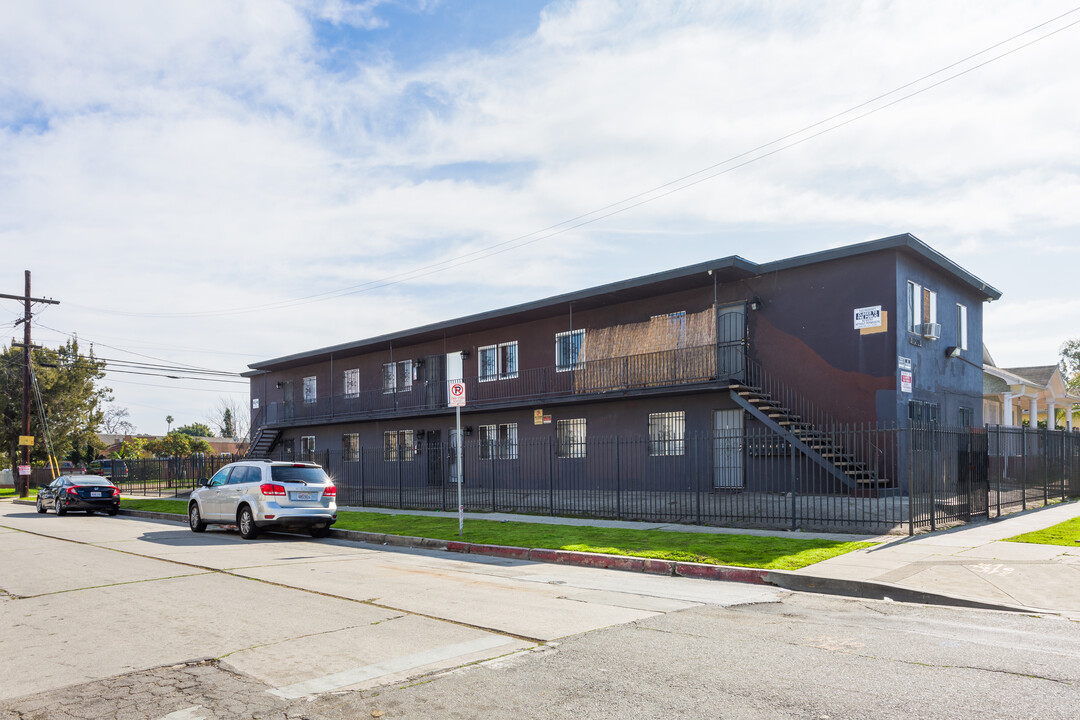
[63,5,1080,320]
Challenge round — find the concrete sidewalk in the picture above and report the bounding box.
[9,496,1080,617]
[796,500,1080,617]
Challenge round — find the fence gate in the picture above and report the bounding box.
[961,430,989,520]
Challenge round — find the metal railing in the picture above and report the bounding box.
[258,344,721,427]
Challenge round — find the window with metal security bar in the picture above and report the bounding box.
[302,376,316,404]
[299,435,315,460]
[383,430,415,462]
[958,406,974,427]
[343,369,360,398]
[342,433,359,462]
[382,360,413,394]
[479,423,518,460]
[557,418,587,458]
[555,329,584,372]
[648,411,685,456]
[479,342,518,381]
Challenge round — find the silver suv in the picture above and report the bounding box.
[188,460,337,539]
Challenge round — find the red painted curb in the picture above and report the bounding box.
[469,544,531,560]
[673,562,725,580]
[528,548,563,563]
[562,552,645,572]
[642,559,676,575]
[446,541,471,553]
[717,567,769,584]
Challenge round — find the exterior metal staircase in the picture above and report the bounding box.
[246,426,281,459]
[727,381,891,491]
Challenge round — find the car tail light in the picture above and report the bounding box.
[66,486,80,496]
[111,488,120,497]
[323,485,337,497]
[260,483,286,496]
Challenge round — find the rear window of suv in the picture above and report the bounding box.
[270,466,330,484]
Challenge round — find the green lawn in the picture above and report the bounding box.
[1004,515,1080,546]
[0,488,36,498]
[121,498,874,571]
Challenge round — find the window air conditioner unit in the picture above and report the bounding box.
[919,323,941,340]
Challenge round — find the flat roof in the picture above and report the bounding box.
[249,233,1001,372]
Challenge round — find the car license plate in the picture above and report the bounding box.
[293,491,314,501]
[91,492,102,497]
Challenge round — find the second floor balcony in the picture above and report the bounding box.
[259,343,741,428]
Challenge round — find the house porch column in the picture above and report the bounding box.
[1047,402,1057,430]
[1029,396,1039,428]
[1003,396,1014,426]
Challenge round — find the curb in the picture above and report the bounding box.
[15,502,1042,614]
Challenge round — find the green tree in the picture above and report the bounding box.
[1062,338,1080,394]
[111,437,146,460]
[219,408,235,438]
[175,422,213,438]
[0,340,109,492]
[145,431,212,457]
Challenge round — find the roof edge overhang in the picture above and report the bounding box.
[248,233,1001,373]
[248,255,758,371]
[756,233,1002,302]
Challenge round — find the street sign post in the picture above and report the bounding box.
[448,382,466,536]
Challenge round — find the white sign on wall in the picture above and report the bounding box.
[900,371,913,393]
[854,305,883,329]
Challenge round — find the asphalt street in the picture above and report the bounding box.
[2,502,1079,719]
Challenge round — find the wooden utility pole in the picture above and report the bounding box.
[2,271,59,497]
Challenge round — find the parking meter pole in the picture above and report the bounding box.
[456,405,463,537]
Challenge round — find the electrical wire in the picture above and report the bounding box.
[62,5,1080,320]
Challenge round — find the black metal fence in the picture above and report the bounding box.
[46,424,1078,535]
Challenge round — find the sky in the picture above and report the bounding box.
[1,0,1078,437]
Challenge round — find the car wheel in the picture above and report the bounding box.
[188,503,206,533]
[309,525,331,538]
[36,496,46,514]
[107,507,119,516]
[238,507,259,539]
[56,499,67,516]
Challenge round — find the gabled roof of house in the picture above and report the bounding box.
[1002,366,1058,387]
[248,233,1002,372]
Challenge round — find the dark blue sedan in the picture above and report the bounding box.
[36,475,120,516]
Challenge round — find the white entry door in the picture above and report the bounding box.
[713,409,744,489]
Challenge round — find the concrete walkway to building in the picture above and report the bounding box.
[797,499,1080,618]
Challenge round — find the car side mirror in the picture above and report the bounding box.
[199,478,210,487]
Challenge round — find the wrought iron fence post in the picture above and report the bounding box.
[790,441,797,531]
[695,433,701,526]
[1043,427,1049,506]
[359,446,365,508]
[615,435,622,521]
[1022,426,1028,511]
[397,443,403,509]
[548,436,555,517]
[928,427,936,533]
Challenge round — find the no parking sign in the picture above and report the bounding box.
[449,381,466,407]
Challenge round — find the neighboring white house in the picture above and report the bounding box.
[982,346,1080,430]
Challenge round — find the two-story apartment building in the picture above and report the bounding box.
[244,234,1000,503]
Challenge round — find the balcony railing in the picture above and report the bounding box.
[260,344,723,427]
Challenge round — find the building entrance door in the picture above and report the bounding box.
[716,303,746,382]
[713,409,744,489]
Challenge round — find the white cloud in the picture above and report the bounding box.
[2,0,1079,431]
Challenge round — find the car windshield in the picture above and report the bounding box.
[270,466,329,484]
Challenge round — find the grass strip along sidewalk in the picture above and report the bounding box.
[121,498,874,571]
[1005,515,1080,546]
